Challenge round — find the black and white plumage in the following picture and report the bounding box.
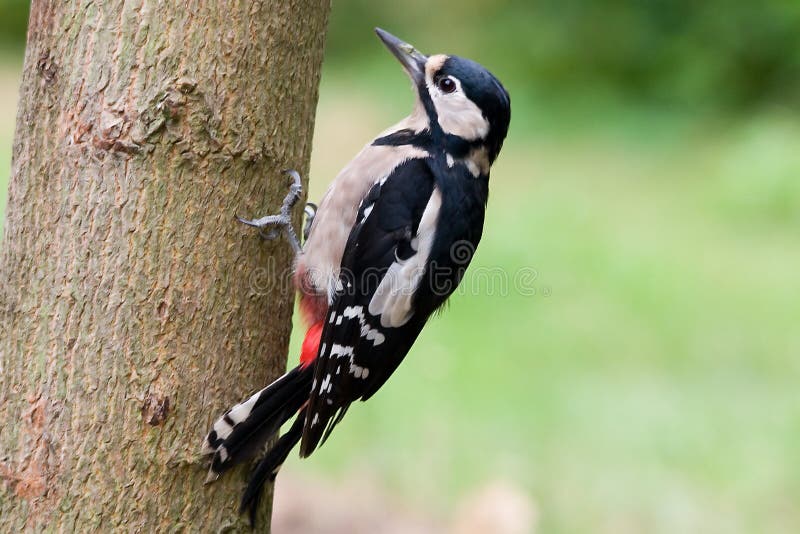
[302,149,491,455]
[202,28,510,523]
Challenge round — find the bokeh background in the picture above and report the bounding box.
[2,2,799,533]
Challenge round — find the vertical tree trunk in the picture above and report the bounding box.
[0,1,329,531]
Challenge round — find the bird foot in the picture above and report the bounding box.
[237,169,306,253]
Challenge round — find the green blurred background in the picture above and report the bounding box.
[1,1,799,532]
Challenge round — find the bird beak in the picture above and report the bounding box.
[375,28,427,85]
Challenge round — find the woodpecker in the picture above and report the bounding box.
[202,28,511,523]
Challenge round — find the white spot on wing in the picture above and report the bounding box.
[331,344,354,359]
[349,363,369,379]
[361,204,374,221]
[320,374,331,394]
[343,306,363,319]
[363,326,385,346]
[340,305,388,346]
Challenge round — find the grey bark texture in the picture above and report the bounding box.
[0,1,330,531]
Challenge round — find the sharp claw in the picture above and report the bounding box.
[235,215,258,227]
[237,169,304,252]
[282,169,302,184]
[258,228,281,241]
[204,470,220,485]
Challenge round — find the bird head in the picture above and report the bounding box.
[375,28,511,164]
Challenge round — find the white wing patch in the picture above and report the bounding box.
[368,188,442,328]
[320,373,332,394]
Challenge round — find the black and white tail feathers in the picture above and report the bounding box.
[201,365,313,483]
[239,408,306,525]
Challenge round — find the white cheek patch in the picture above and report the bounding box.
[368,188,442,327]
[433,92,489,140]
[426,74,489,141]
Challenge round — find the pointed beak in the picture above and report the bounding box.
[375,28,427,85]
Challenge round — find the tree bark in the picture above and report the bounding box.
[0,1,329,531]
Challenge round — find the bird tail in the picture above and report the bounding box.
[201,364,313,481]
[239,408,306,526]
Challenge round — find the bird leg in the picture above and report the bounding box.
[237,169,310,254]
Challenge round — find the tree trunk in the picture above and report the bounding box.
[0,1,329,531]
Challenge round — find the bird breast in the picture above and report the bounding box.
[298,142,429,301]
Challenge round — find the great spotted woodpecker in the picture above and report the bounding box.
[202,28,511,523]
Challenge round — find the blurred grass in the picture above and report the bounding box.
[286,71,800,533]
[2,39,799,534]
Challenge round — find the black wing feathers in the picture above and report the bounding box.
[301,158,436,456]
[301,158,489,457]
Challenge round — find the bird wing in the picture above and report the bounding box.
[300,156,441,456]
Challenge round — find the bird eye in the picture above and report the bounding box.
[437,76,457,94]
